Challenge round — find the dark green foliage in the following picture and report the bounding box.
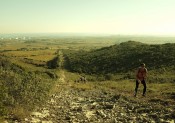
[64,41,175,75]
[47,56,59,68]
[47,54,62,69]
[0,58,11,70]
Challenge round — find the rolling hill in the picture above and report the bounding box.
[64,41,175,75]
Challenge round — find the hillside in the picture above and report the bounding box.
[0,57,56,121]
[64,41,175,80]
[1,40,175,123]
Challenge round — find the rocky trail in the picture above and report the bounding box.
[22,70,175,123]
[21,51,175,123]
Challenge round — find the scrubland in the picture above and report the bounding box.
[0,38,174,122]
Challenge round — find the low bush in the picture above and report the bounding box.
[0,58,55,120]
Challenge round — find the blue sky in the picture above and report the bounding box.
[0,0,175,35]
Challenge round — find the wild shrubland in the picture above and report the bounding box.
[0,39,175,122]
[0,57,56,120]
[63,41,175,82]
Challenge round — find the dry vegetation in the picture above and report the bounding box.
[0,38,175,122]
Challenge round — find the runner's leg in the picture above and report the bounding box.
[134,80,139,96]
[142,80,146,96]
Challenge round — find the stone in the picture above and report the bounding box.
[164,119,174,123]
[85,110,96,119]
[24,118,29,121]
[31,112,43,117]
[141,113,147,117]
[31,118,41,123]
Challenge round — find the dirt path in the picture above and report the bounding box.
[23,70,174,123]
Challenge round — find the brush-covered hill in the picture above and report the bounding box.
[64,41,175,75]
[0,57,55,120]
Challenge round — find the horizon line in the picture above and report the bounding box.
[0,32,175,37]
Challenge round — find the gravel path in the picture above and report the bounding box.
[22,71,175,123]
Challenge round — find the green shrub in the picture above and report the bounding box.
[0,58,55,120]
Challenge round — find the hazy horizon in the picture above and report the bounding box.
[1,0,175,36]
[1,32,175,37]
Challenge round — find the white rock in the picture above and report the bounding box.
[85,110,96,119]
[165,120,174,123]
[24,118,29,121]
[141,113,147,117]
[31,117,41,123]
[31,112,42,117]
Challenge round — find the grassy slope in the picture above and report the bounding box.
[64,41,175,82]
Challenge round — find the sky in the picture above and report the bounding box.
[0,0,175,36]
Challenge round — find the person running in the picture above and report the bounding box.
[134,63,148,97]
